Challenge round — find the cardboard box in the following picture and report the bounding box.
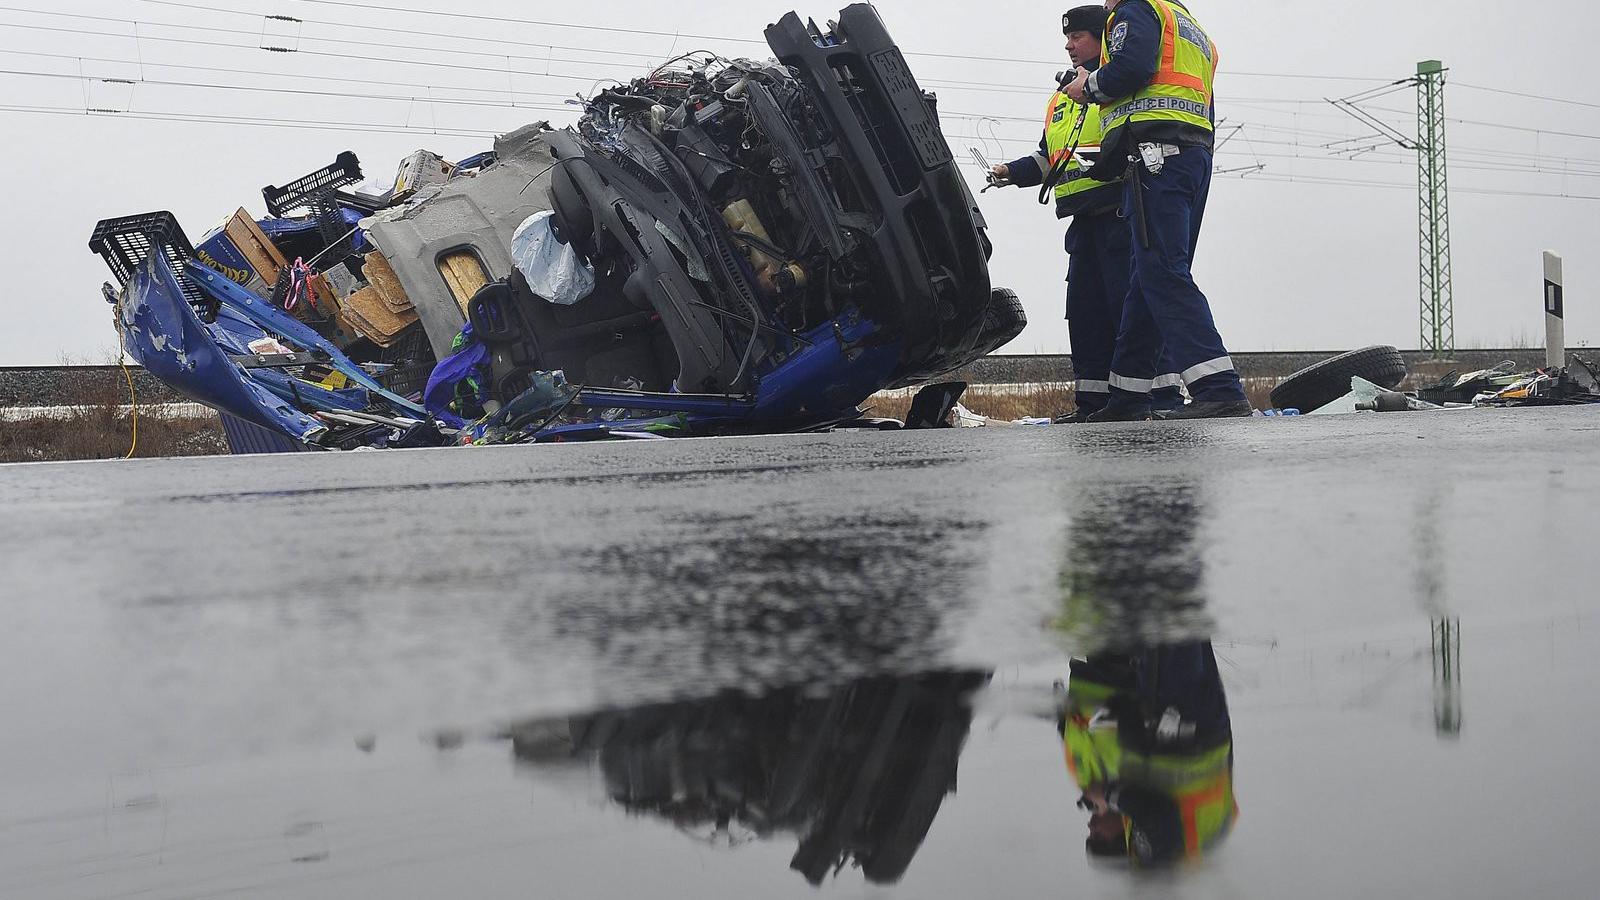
[318,263,360,301]
[392,150,452,202]
[195,208,284,298]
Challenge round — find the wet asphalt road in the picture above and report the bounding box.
[3,408,1599,898]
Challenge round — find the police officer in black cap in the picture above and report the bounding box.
[991,7,1182,421]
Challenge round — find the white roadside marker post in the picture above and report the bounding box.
[1544,251,1564,370]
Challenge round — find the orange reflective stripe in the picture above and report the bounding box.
[1046,92,1071,168]
[1177,780,1230,856]
[1152,71,1208,95]
[1154,0,1178,75]
[1148,1,1211,100]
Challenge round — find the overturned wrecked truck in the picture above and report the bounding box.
[89,5,1024,452]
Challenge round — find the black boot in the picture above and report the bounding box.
[1154,400,1254,420]
[1086,405,1154,423]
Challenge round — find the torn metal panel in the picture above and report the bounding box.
[364,123,559,360]
[116,255,325,443]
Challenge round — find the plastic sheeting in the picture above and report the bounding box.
[511,211,594,305]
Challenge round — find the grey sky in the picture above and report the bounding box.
[2,0,1595,365]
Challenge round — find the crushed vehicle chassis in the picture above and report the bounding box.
[90,5,1024,451]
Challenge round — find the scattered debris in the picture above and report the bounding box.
[88,5,1023,454]
[1467,354,1600,407]
[1304,353,1600,415]
[1268,345,1407,415]
[903,381,966,429]
[1415,361,1527,405]
[1356,390,1441,412]
[951,403,988,427]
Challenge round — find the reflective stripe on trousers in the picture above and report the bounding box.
[1105,146,1245,405]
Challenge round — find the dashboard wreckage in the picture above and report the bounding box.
[89,5,1024,451]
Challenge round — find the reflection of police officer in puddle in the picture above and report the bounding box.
[1058,641,1236,866]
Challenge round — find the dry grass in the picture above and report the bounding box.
[868,377,1289,422]
[1242,377,1277,412]
[864,383,1078,422]
[1,414,227,463]
[1,369,227,463]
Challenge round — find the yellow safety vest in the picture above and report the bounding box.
[1121,741,1237,861]
[1060,680,1122,788]
[1098,0,1218,149]
[1045,91,1123,212]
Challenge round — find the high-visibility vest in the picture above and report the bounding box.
[1098,0,1217,149]
[1121,741,1237,861]
[1043,91,1120,209]
[1060,681,1122,788]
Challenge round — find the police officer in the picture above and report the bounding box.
[1064,0,1252,419]
[991,6,1182,422]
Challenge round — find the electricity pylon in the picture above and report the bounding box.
[1327,61,1453,358]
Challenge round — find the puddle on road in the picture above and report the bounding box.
[7,420,1600,898]
[9,613,1597,900]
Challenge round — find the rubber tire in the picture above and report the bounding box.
[974,287,1027,355]
[1268,345,1407,412]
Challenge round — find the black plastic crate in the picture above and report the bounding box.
[378,322,435,365]
[375,324,436,399]
[88,211,218,321]
[263,152,366,267]
[377,361,435,399]
[262,151,363,218]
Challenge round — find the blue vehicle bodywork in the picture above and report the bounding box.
[116,255,326,443]
[111,251,905,448]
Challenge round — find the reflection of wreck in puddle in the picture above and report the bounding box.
[505,671,990,885]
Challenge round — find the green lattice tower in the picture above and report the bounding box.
[1417,60,1454,358]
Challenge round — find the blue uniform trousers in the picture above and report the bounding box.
[1066,209,1183,414]
[1106,146,1245,410]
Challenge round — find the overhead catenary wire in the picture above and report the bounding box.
[8,65,1600,184]
[3,6,1597,198]
[14,50,1597,179]
[0,7,1546,118]
[7,13,1589,154]
[0,5,665,64]
[956,157,1600,200]
[0,13,1369,104]
[135,0,704,63]
[7,36,1599,180]
[153,0,1401,79]
[2,47,583,104]
[0,101,506,137]
[0,65,581,114]
[1454,82,1600,112]
[0,20,656,82]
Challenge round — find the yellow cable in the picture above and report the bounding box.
[113,294,138,459]
[119,356,138,459]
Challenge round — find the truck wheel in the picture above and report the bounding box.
[1268,345,1407,412]
[974,287,1026,354]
